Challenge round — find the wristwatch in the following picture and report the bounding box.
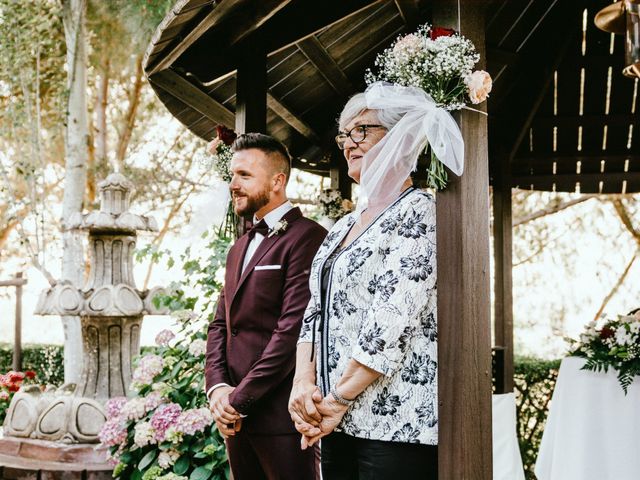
[330,387,355,406]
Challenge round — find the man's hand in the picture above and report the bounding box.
[300,394,349,449]
[215,417,243,440]
[209,386,241,436]
[289,380,323,428]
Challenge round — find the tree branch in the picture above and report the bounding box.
[115,54,143,168]
[612,198,640,246]
[592,249,638,321]
[513,195,597,227]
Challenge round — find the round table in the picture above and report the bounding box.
[535,356,640,480]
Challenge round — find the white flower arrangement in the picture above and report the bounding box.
[365,23,492,190]
[268,219,289,237]
[318,189,354,220]
[571,310,640,393]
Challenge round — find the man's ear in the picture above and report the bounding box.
[272,172,287,192]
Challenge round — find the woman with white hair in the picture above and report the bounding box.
[288,82,463,478]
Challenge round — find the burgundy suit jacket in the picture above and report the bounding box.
[205,207,326,434]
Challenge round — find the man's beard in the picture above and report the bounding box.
[233,188,270,217]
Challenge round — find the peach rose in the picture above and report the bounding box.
[207,138,223,155]
[393,33,422,55]
[465,70,492,104]
[341,199,354,212]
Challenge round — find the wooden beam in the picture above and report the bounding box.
[147,0,246,76]
[531,114,638,130]
[394,0,421,28]
[267,93,321,143]
[0,278,28,287]
[492,153,514,394]
[149,69,235,127]
[226,0,294,47]
[512,171,640,185]
[513,154,640,167]
[235,45,267,134]
[507,25,577,160]
[296,36,353,97]
[433,2,493,479]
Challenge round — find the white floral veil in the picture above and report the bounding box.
[356,82,464,217]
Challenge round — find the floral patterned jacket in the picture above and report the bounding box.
[299,187,438,445]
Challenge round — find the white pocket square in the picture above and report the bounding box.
[254,265,282,271]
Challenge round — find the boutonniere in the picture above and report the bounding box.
[268,219,289,238]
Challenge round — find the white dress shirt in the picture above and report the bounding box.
[208,201,294,402]
[241,201,294,272]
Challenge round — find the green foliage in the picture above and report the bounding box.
[104,231,232,479]
[0,343,64,386]
[571,314,640,394]
[513,356,561,480]
[0,344,63,423]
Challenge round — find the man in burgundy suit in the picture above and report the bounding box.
[205,133,326,480]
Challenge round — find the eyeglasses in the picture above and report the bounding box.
[335,124,386,150]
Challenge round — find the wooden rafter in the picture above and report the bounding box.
[149,69,235,127]
[147,0,247,76]
[531,114,638,130]
[225,0,294,46]
[393,0,421,27]
[512,172,640,185]
[513,154,640,167]
[507,22,579,160]
[267,93,321,144]
[296,36,353,97]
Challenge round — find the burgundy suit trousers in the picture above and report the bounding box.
[226,431,319,480]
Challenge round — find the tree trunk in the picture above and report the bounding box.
[61,0,89,385]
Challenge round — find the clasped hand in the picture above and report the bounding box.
[209,386,242,439]
[288,381,349,449]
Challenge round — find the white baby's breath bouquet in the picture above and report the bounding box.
[365,24,492,190]
[318,189,353,220]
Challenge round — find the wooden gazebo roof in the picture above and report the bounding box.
[144,0,639,193]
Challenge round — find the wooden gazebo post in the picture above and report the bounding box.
[493,150,514,394]
[433,1,493,479]
[235,43,267,135]
[0,272,27,372]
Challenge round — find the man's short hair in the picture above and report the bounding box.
[232,133,291,183]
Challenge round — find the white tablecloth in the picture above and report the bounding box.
[493,393,526,480]
[535,356,640,480]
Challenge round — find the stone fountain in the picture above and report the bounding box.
[0,173,166,476]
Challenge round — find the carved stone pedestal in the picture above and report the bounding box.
[3,173,166,449]
[0,435,111,479]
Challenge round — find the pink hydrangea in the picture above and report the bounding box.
[174,407,214,436]
[158,449,181,469]
[134,421,156,447]
[150,403,182,442]
[188,339,207,357]
[105,396,127,419]
[155,329,175,347]
[98,418,127,447]
[132,354,164,386]
[144,391,164,412]
[121,397,147,421]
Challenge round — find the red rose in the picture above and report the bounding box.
[8,383,20,392]
[8,372,24,382]
[216,125,237,146]
[25,370,36,379]
[600,326,614,339]
[430,27,456,40]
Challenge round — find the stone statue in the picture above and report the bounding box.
[3,173,166,443]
